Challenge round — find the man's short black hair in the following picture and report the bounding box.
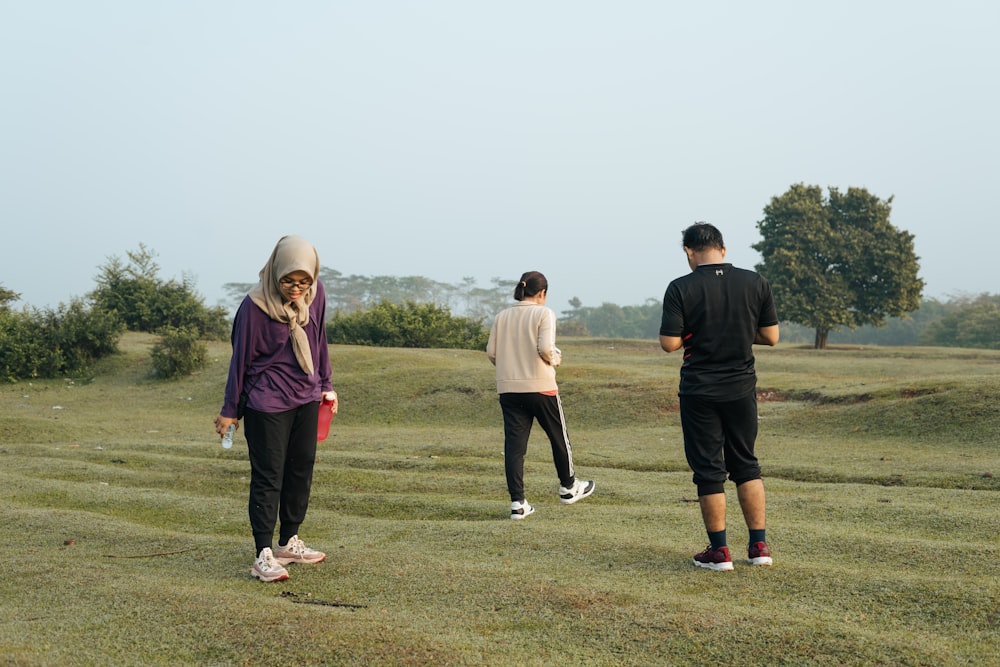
[682,222,725,251]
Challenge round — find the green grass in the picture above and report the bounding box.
[1,334,998,665]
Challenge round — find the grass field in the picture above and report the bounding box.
[1,333,998,666]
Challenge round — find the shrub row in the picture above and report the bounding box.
[0,300,124,381]
[326,300,489,350]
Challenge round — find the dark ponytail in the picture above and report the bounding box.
[513,271,548,301]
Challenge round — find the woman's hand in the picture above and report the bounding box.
[323,390,339,416]
[214,415,238,437]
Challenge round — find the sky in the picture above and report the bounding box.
[2,1,998,315]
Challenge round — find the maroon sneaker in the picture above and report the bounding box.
[693,545,733,571]
[748,541,773,566]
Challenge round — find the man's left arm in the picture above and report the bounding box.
[755,277,779,346]
[754,324,779,346]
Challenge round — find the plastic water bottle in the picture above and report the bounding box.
[221,423,236,449]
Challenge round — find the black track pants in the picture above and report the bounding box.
[243,402,319,551]
[499,392,576,502]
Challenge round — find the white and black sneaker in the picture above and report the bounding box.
[559,479,596,504]
[510,500,535,520]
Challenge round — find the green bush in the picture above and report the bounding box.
[150,326,208,379]
[327,300,489,350]
[0,299,124,381]
[0,312,36,381]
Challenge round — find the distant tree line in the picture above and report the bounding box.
[3,180,995,382]
[225,270,514,325]
[222,266,998,350]
[225,271,505,351]
[557,293,1000,350]
[557,297,661,338]
[762,294,999,349]
[3,257,996,383]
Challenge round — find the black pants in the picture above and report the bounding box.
[679,393,761,496]
[243,402,319,552]
[499,392,575,502]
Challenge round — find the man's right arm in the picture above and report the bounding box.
[659,335,683,353]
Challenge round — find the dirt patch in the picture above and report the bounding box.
[756,388,873,404]
[899,387,939,399]
[757,389,784,403]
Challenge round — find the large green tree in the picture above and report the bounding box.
[753,184,923,349]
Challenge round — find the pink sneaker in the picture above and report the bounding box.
[693,545,734,571]
[274,535,326,565]
[251,548,289,582]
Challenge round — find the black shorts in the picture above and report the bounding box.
[678,393,761,496]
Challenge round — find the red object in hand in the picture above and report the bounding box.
[317,397,335,441]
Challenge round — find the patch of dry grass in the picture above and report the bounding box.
[1,335,997,665]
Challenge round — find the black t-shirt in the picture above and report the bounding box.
[660,263,778,399]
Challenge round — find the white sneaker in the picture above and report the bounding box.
[510,500,535,520]
[251,547,289,582]
[274,535,326,565]
[559,479,596,504]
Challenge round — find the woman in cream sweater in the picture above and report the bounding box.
[486,271,595,520]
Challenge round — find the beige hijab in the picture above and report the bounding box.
[248,235,320,376]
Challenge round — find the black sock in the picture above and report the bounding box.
[279,526,300,546]
[253,531,273,555]
[749,529,766,546]
[708,530,727,550]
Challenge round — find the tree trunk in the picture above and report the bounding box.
[814,329,829,350]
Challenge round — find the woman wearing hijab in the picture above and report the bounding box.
[486,271,595,520]
[215,235,338,582]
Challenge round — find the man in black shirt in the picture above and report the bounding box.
[660,222,779,571]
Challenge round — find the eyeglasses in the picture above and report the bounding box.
[279,278,313,291]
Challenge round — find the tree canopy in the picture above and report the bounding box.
[91,244,229,340]
[753,184,923,349]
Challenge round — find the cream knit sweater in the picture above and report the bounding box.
[486,302,562,394]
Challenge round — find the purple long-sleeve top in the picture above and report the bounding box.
[220,280,332,417]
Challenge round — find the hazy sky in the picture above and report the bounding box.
[3,2,997,315]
